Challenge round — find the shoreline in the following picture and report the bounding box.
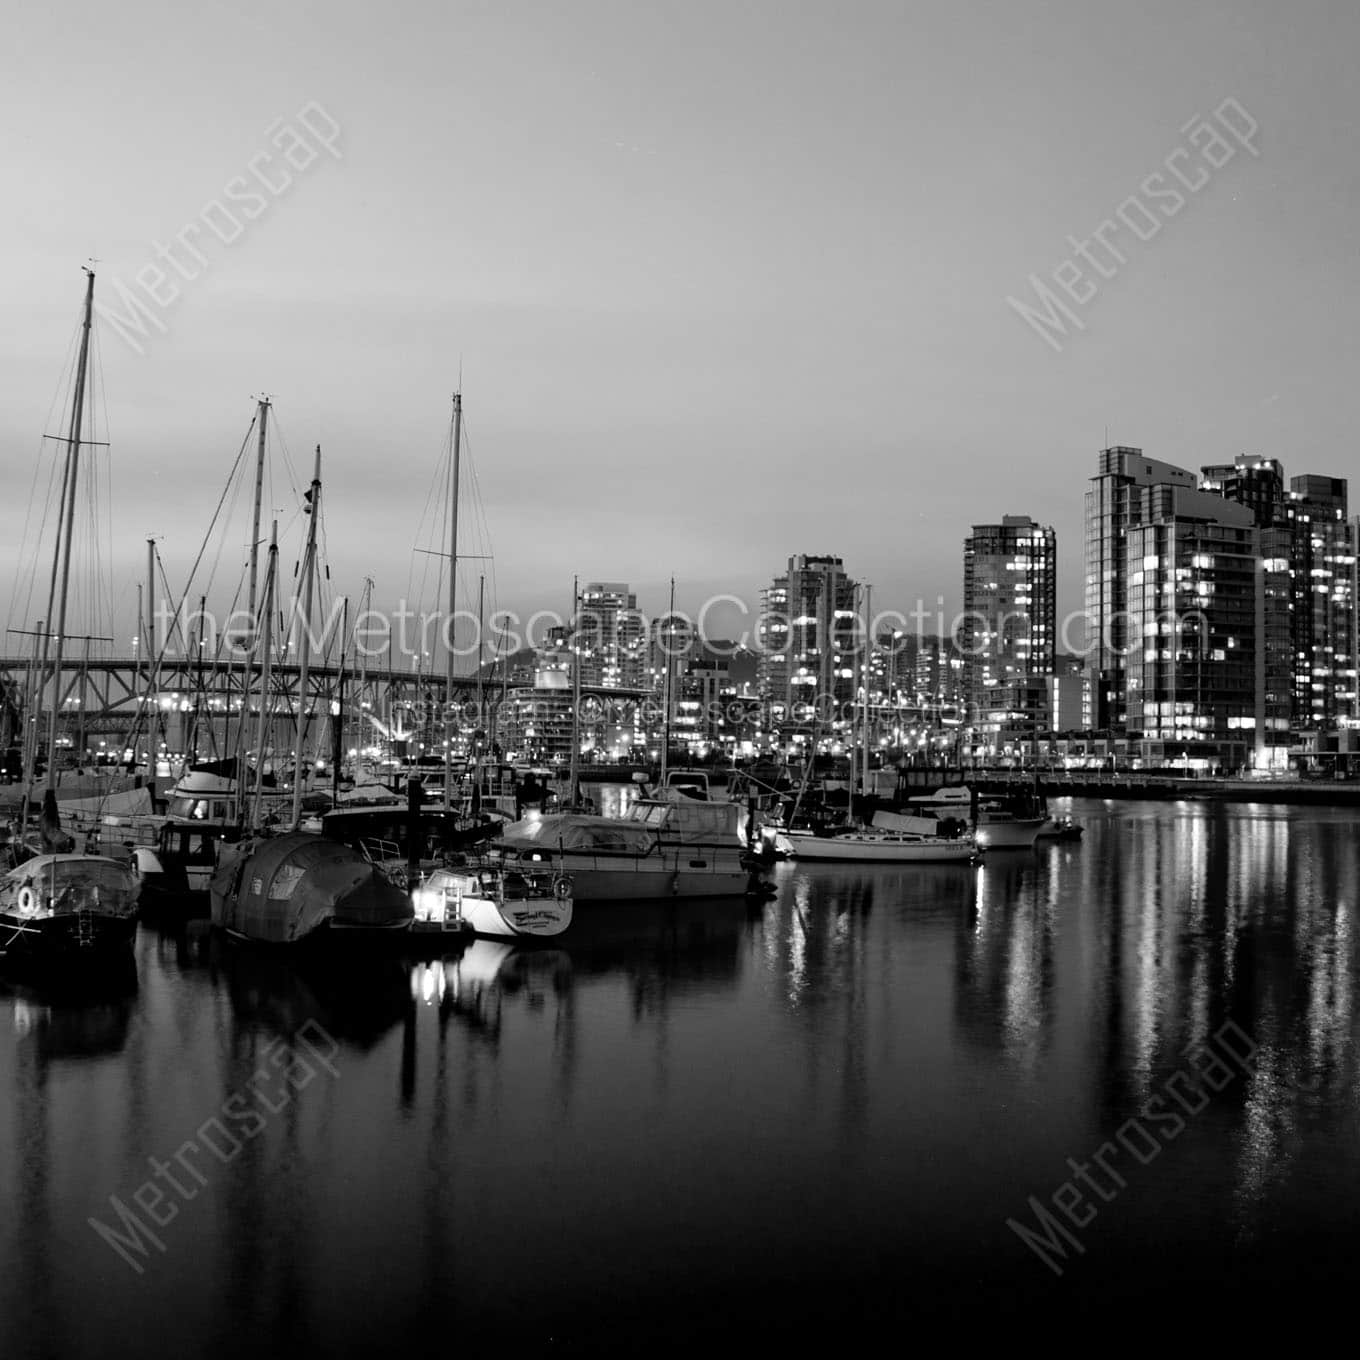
[970,773,1360,807]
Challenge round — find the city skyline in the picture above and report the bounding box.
[5,1,1360,638]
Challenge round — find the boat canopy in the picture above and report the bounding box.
[500,814,657,855]
[626,798,745,843]
[1,854,139,915]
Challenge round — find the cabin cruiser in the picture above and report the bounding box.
[491,793,754,902]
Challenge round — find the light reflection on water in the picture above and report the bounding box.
[3,796,1360,1352]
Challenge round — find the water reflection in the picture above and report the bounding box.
[3,957,138,1063]
[3,801,1360,1351]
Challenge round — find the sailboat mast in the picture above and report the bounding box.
[192,593,206,760]
[249,523,278,828]
[20,621,43,794]
[476,575,485,713]
[475,573,485,768]
[661,576,675,787]
[357,575,373,776]
[861,582,872,803]
[146,537,158,768]
[246,398,269,623]
[290,446,322,826]
[442,391,462,811]
[332,596,348,800]
[569,576,581,804]
[43,268,96,790]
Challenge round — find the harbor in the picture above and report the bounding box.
[7,1,1360,1351]
[3,796,1358,1351]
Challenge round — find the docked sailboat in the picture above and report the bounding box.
[2,271,143,964]
[412,863,572,938]
[1,852,141,964]
[208,449,411,943]
[783,823,978,863]
[209,830,412,943]
[781,585,979,866]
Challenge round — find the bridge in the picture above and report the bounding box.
[0,653,658,752]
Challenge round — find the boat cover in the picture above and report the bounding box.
[500,814,657,855]
[209,831,412,942]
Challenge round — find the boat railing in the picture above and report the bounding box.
[358,836,404,866]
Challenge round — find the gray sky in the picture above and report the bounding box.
[4,0,1357,652]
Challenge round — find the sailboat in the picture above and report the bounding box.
[783,585,979,865]
[144,400,296,903]
[1,271,141,965]
[209,448,414,943]
[386,391,564,936]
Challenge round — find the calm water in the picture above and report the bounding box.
[3,797,1359,1354]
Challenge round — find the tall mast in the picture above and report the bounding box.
[20,621,43,796]
[357,576,373,776]
[290,446,322,827]
[661,577,675,787]
[43,268,96,791]
[146,537,158,769]
[191,593,206,760]
[442,391,462,811]
[249,523,278,828]
[861,583,872,806]
[475,575,485,714]
[569,576,581,805]
[246,397,270,625]
[332,596,348,801]
[475,574,485,774]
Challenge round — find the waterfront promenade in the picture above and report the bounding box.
[970,770,1360,806]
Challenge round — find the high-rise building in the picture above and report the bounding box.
[962,515,1056,747]
[1200,459,1358,735]
[1084,447,1197,730]
[757,554,859,745]
[1288,476,1356,727]
[1200,455,1292,755]
[897,633,965,720]
[576,582,646,689]
[1121,482,1259,760]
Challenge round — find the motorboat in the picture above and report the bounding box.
[492,794,755,902]
[1036,814,1084,841]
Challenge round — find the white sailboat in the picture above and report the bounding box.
[783,585,979,866]
[411,863,572,938]
[2,270,141,964]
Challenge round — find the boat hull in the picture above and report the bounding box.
[975,819,1046,849]
[551,864,749,902]
[458,893,572,938]
[0,910,137,965]
[785,832,976,864]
